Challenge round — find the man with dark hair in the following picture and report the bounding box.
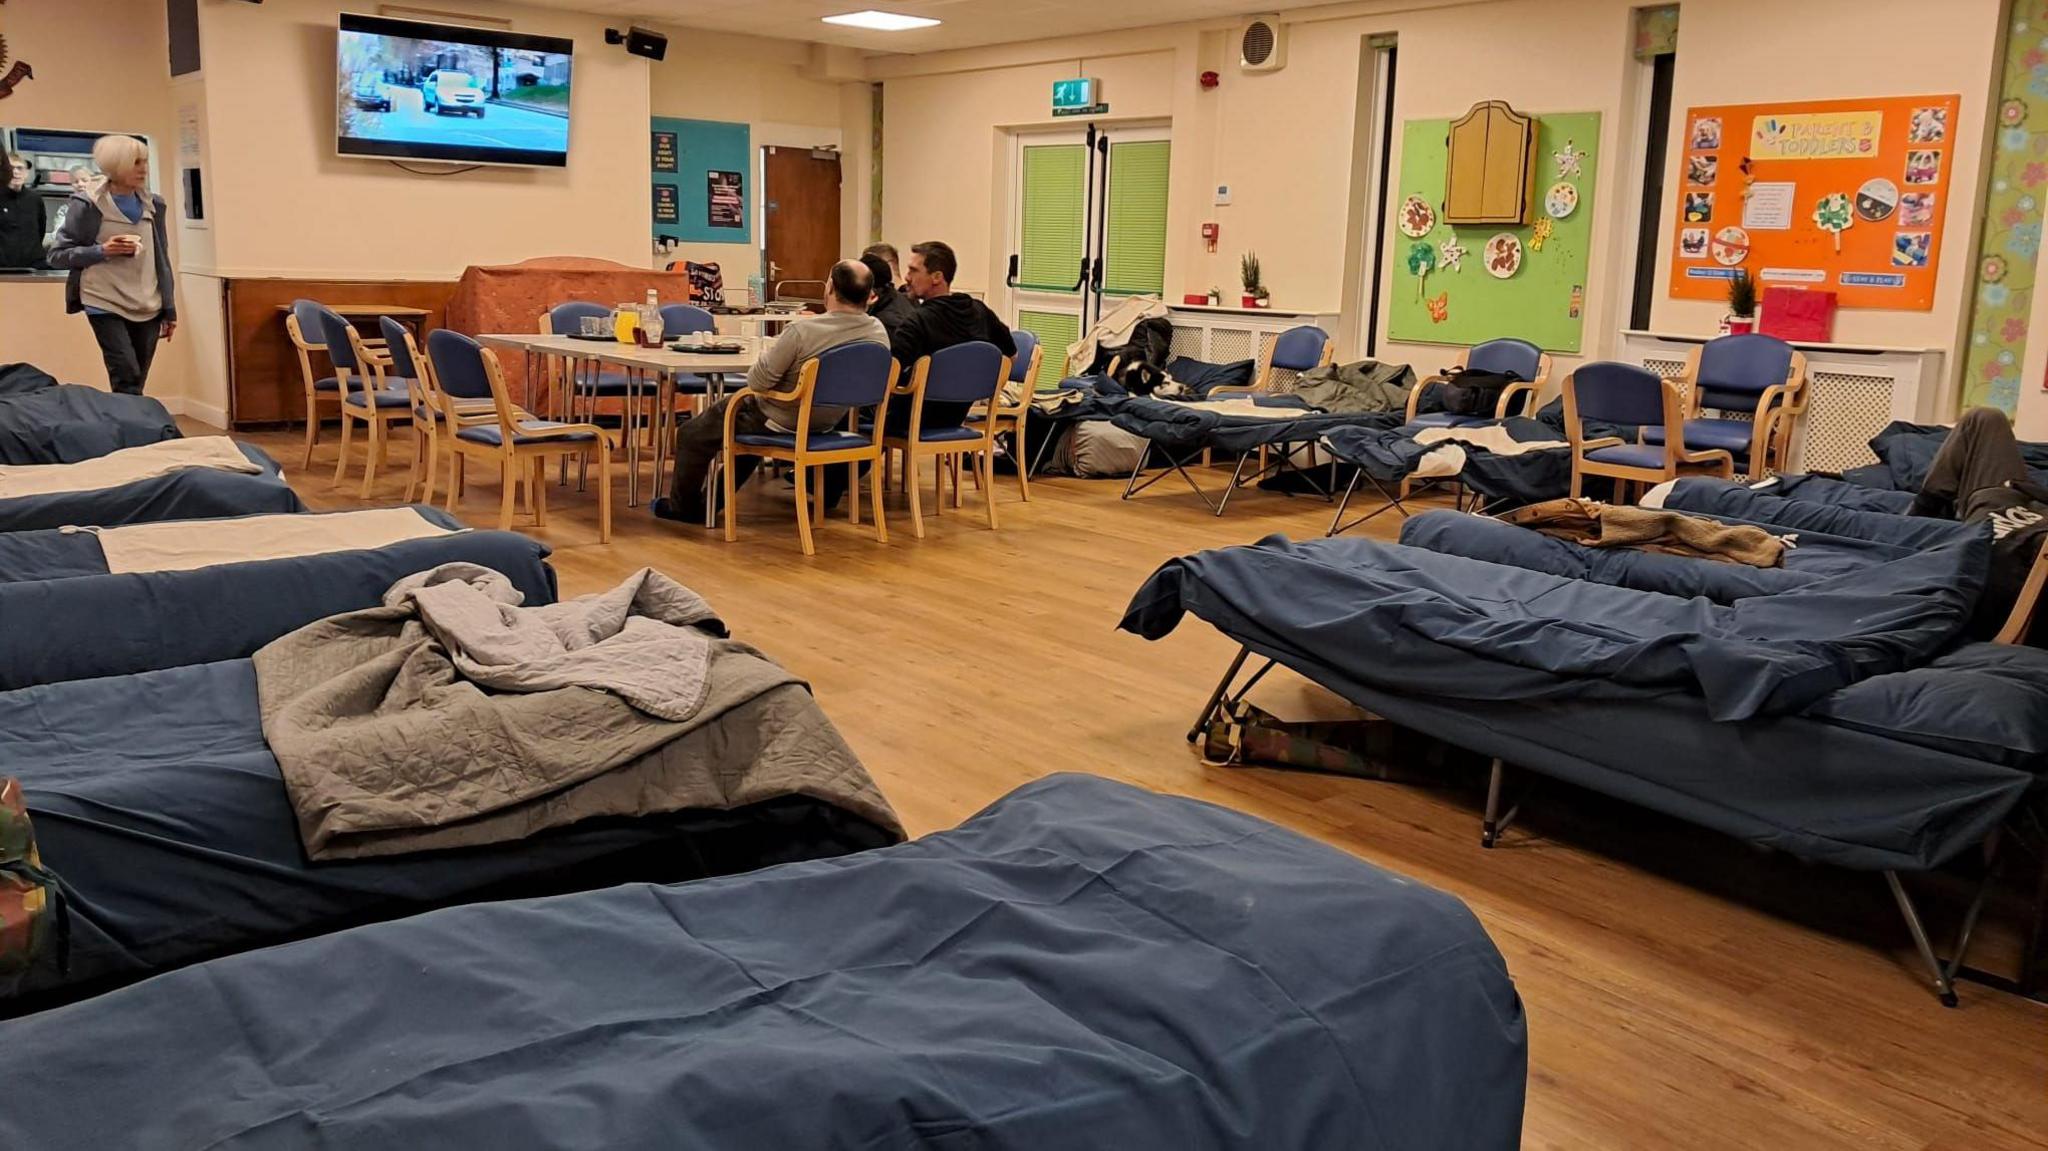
[862,251,918,335]
[861,242,900,280]
[1910,406,2048,639]
[886,239,1016,436]
[654,258,888,525]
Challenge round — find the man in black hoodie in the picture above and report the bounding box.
[886,240,1016,436]
[861,251,918,336]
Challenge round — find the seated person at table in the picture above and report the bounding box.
[654,258,888,524]
[1910,405,2048,638]
[863,250,918,336]
[885,240,1017,437]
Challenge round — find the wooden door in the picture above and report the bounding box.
[762,146,841,310]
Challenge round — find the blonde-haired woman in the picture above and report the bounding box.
[46,135,176,394]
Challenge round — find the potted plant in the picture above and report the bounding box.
[1240,252,1270,309]
[1723,268,1757,335]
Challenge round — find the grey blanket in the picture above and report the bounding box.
[255,566,901,860]
[1293,359,1416,414]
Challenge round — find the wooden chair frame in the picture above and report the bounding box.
[1404,345,1555,423]
[1564,370,1734,499]
[286,312,345,470]
[1995,542,2048,645]
[331,325,414,499]
[385,325,505,506]
[1668,345,1810,479]
[974,342,1044,502]
[445,344,616,542]
[883,351,1010,539]
[722,355,900,556]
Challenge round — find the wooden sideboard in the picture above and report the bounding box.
[224,277,458,427]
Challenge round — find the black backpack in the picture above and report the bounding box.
[1432,367,1521,417]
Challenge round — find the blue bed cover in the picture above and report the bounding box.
[0,381,179,464]
[2,659,902,1013]
[0,442,303,532]
[0,774,1527,1150]
[1121,536,2044,870]
[1322,416,1571,505]
[0,507,558,689]
[1111,394,1402,455]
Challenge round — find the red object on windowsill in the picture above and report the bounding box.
[1758,287,1836,343]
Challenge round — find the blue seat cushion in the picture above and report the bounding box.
[1408,411,1486,429]
[457,422,598,447]
[672,373,709,394]
[573,371,640,395]
[733,430,874,452]
[343,387,413,410]
[1640,418,1754,455]
[1585,443,1670,469]
[312,375,340,392]
[862,423,982,444]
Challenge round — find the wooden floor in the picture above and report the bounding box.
[246,423,2048,1150]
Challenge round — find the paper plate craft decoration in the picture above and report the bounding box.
[1484,233,1523,278]
[1709,226,1750,267]
[1399,195,1437,238]
[1438,232,1467,273]
[1813,192,1854,252]
[1855,177,1898,222]
[1426,291,1449,324]
[1545,182,1578,219]
[1530,217,1555,252]
[1407,240,1438,298]
[1553,140,1584,178]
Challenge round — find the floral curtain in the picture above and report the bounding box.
[1962,3,2048,413]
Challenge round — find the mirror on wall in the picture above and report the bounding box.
[1,127,156,273]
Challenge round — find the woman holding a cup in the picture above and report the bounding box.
[46,135,176,395]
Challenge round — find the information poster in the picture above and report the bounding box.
[1387,111,1601,354]
[651,130,678,174]
[707,170,743,229]
[653,183,679,224]
[1668,94,1960,311]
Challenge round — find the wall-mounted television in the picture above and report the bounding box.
[337,13,573,168]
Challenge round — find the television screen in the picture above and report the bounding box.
[337,14,573,168]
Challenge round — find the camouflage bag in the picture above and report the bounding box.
[0,778,62,991]
[1201,699,1417,779]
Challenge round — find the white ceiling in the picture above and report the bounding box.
[533,0,1272,54]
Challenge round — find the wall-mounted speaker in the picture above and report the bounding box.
[605,26,667,61]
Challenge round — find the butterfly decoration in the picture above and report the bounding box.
[1426,292,1449,324]
[1438,232,1467,273]
[1553,140,1584,178]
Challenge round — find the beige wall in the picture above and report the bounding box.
[0,0,191,397]
[874,0,2004,393]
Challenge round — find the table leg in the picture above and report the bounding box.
[653,371,674,501]
[625,366,643,507]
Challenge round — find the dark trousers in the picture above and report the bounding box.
[1917,407,2032,520]
[669,395,856,517]
[87,313,161,396]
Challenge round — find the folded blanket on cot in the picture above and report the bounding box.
[1501,497,1789,566]
[256,566,901,859]
[387,564,713,720]
[81,507,453,574]
[0,436,261,500]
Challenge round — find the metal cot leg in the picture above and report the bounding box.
[1884,871,1960,1007]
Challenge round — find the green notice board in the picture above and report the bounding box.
[1386,111,1600,353]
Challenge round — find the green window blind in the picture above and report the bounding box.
[1017,309,1080,383]
[1018,145,1086,292]
[1102,140,1171,297]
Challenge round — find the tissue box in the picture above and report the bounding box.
[1759,287,1836,343]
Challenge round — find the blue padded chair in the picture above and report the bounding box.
[1562,361,1734,498]
[657,303,718,402]
[1406,338,1552,429]
[543,301,638,417]
[1638,334,1806,478]
[1212,325,1334,398]
[287,299,349,469]
[431,329,615,540]
[384,315,503,506]
[722,341,899,555]
[965,329,1044,503]
[321,308,413,497]
[883,341,1009,539]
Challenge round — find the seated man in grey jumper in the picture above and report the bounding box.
[654,258,889,524]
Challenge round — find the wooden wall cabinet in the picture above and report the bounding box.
[1444,101,1536,226]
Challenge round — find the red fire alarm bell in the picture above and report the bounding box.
[1200,70,1220,89]
[1201,222,1219,252]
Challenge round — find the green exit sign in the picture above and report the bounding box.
[1052,77,1097,112]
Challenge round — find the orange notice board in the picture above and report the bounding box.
[1668,94,1960,311]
